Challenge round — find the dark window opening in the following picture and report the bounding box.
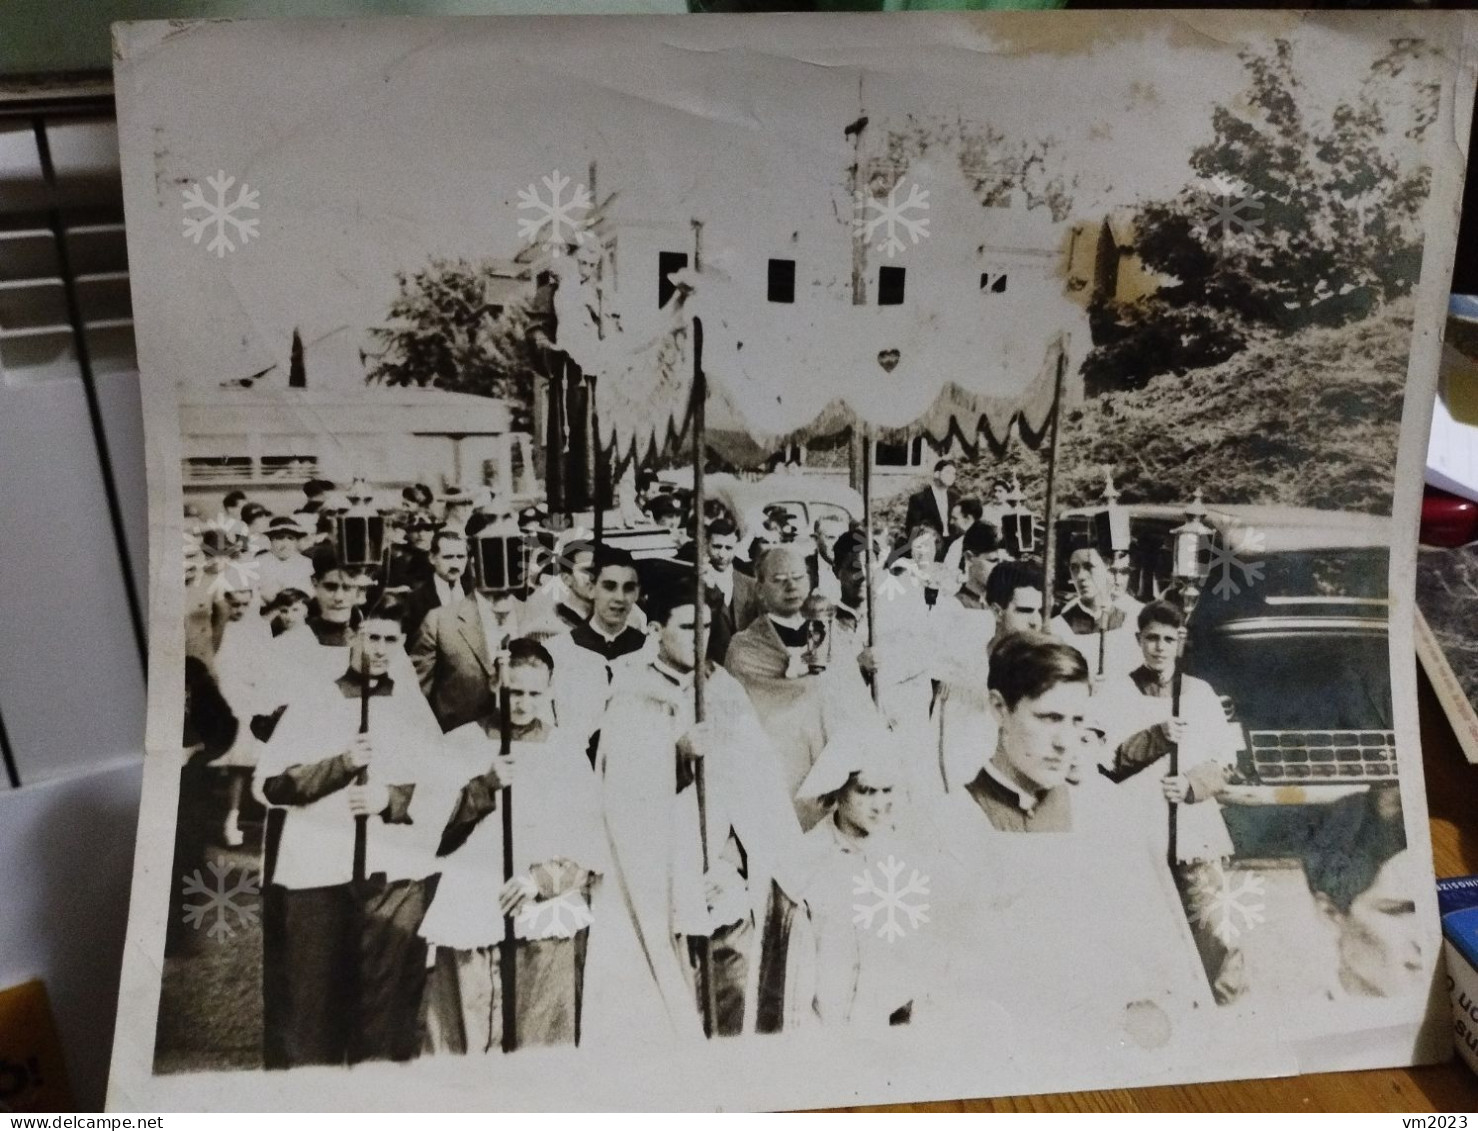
[873,437,925,467]
[981,272,1008,294]
[878,265,906,306]
[658,251,688,308]
[767,258,796,304]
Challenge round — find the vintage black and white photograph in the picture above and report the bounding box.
[109,11,1472,1111]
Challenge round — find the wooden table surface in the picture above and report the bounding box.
[839,670,1478,1114]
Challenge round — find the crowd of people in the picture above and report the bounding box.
[177,458,1421,1071]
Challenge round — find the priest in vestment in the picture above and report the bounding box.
[585,574,807,1044]
[725,546,878,830]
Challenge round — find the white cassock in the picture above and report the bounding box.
[255,667,444,890]
[926,748,1217,1073]
[417,719,608,1050]
[1049,598,1141,683]
[795,817,941,1031]
[582,659,805,1045]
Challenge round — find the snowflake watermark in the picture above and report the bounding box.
[1190,868,1265,946]
[517,170,593,256]
[515,892,594,939]
[181,856,260,942]
[876,570,909,603]
[853,180,930,259]
[1189,174,1264,249]
[1200,520,1266,601]
[531,526,594,599]
[184,513,266,596]
[182,171,260,258]
[853,854,930,943]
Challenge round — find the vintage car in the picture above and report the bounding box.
[1055,502,1396,854]
[655,469,864,560]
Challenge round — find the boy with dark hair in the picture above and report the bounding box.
[959,631,1091,832]
[588,576,804,1039]
[984,559,1044,638]
[1095,598,1246,1003]
[545,543,650,748]
[419,636,605,1052]
[256,595,444,1066]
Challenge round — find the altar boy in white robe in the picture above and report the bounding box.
[585,572,807,1043]
[792,728,940,1030]
[255,595,444,1068]
[419,637,606,1053]
[1093,598,1247,1004]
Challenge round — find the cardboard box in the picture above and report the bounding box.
[1437,876,1478,1071]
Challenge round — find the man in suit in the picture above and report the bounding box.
[703,517,760,662]
[903,459,958,559]
[402,528,471,641]
[410,537,522,733]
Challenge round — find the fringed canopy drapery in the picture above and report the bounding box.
[548,254,1091,470]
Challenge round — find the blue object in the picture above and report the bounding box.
[1450,294,1478,320]
[1438,876,1478,970]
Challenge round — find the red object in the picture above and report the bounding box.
[1421,486,1478,547]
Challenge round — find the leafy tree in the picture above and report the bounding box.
[1088,38,1438,391]
[364,257,549,425]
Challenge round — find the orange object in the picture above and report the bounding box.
[0,980,72,1112]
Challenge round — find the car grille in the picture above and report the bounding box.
[1246,729,1398,783]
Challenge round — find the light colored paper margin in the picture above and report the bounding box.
[1415,606,1478,766]
[105,10,1478,1111]
[1361,6,1478,1079]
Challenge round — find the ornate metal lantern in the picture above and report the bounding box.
[1092,469,1131,559]
[334,479,387,571]
[470,513,532,597]
[1000,472,1038,557]
[1171,489,1214,601]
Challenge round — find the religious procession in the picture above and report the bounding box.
[171,438,1416,1071]
[162,154,1419,1072]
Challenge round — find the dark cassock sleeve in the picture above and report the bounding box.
[260,751,360,807]
[435,768,505,857]
[1184,759,1227,803]
[382,783,416,825]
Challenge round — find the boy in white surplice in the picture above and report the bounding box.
[419,637,606,1053]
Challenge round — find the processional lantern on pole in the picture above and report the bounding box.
[332,487,390,890]
[1165,489,1214,870]
[1093,468,1132,562]
[1170,489,1213,608]
[1000,472,1037,558]
[336,479,387,576]
[468,509,531,1054]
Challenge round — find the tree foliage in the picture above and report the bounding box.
[1087,38,1438,392]
[364,257,548,424]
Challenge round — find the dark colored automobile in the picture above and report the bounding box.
[1055,503,1397,857]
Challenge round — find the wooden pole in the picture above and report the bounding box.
[591,374,605,546]
[861,425,880,706]
[498,677,518,1053]
[689,316,717,1039]
[1167,612,1194,873]
[352,650,369,886]
[1040,351,1068,617]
